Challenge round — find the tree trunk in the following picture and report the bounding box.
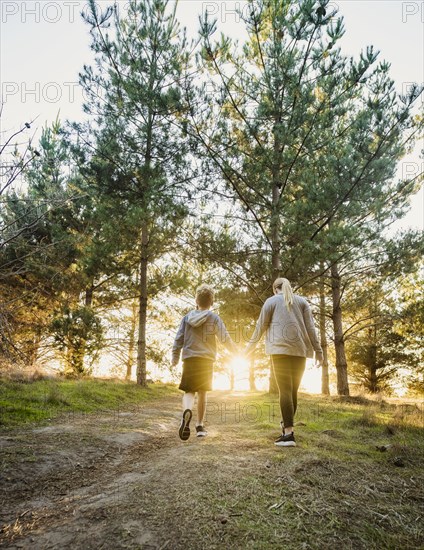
[85,285,94,307]
[74,284,94,376]
[136,88,153,386]
[65,345,73,375]
[28,331,42,368]
[369,364,378,393]
[249,355,256,391]
[271,123,281,280]
[319,274,330,395]
[271,182,281,280]
[269,123,281,392]
[136,222,148,386]
[331,262,350,395]
[368,322,378,392]
[126,295,138,380]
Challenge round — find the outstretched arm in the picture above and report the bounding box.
[172,317,186,365]
[245,301,273,355]
[215,317,238,353]
[303,302,323,363]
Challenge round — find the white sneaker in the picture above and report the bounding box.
[196,425,207,437]
[274,432,296,447]
[179,409,192,441]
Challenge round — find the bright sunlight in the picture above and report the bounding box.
[213,355,251,391]
[230,355,251,391]
[213,357,323,393]
[299,361,323,394]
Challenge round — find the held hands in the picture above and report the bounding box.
[243,344,254,357]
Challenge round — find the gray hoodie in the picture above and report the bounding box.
[172,310,236,364]
[246,294,323,360]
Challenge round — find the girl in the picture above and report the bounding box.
[246,278,323,447]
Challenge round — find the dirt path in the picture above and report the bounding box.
[1,392,423,550]
[0,392,281,550]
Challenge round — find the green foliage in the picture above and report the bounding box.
[78,0,194,383]
[0,377,178,428]
[349,327,415,394]
[344,270,423,394]
[191,0,423,395]
[194,0,422,288]
[0,119,89,365]
[394,273,424,394]
[50,306,104,376]
[1,0,422,394]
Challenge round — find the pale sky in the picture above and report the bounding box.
[1,0,423,229]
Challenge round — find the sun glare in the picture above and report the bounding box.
[230,355,251,391]
[96,354,323,394]
[213,357,323,393]
[300,360,322,394]
[213,372,231,391]
[213,355,252,391]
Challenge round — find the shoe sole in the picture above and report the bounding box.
[196,432,207,437]
[179,409,192,441]
[274,441,296,447]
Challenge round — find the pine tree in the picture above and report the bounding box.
[0,120,89,367]
[79,0,193,384]
[191,0,423,395]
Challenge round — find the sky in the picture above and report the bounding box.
[1,0,423,229]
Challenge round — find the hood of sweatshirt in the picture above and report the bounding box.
[187,310,210,327]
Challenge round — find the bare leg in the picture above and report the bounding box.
[179,392,195,441]
[196,391,207,426]
[182,392,195,412]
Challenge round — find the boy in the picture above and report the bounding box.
[172,284,237,440]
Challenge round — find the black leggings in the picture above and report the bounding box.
[271,355,306,428]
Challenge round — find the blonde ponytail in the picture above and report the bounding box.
[273,277,294,311]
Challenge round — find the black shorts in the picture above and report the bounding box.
[179,357,214,392]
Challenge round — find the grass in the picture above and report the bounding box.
[120,389,423,549]
[0,377,179,429]
[1,386,422,549]
[208,392,424,550]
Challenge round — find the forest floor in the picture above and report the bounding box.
[1,390,423,549]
